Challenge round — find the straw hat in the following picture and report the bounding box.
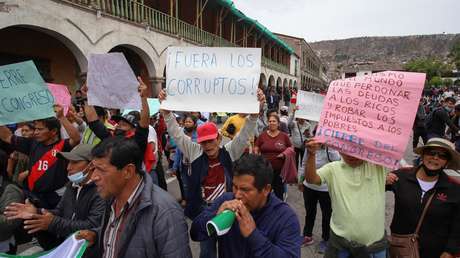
[414,138,460,169]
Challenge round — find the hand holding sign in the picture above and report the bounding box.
[137,76,149,98]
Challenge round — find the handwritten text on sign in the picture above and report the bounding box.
[161,47,261,113]
[0,61,55,125]
[295,90,325,122]
[87,53,141,110]
[315,71,426,169]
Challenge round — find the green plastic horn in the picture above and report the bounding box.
[206,210,236,236]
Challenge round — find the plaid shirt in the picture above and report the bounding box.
[103,179,144,258]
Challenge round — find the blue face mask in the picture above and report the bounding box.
[68,171,88,184]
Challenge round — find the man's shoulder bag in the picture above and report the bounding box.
[389,191,435,258]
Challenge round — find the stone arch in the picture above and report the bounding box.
[289,79,293,88]
[97,32,158,77]
[0,25,87,91]
[0,24,87,73]
[268,75,275,88]
[283,78,288,89]
[104,44,156,77]
[276,77,282,94]
[259,73,267,89]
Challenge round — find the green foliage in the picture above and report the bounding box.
[455,79,460,86]
[449,40,460,70]
[404,58,452,81]
[429,76,443,87]
[444,78,454,87]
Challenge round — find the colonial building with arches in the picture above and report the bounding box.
[0,0,314,97]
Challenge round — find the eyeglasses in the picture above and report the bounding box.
[424,149,450,160]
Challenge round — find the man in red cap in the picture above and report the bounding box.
[159,88,265,258]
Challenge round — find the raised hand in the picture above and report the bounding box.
[138,76,149,98]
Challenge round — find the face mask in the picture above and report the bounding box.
[421,164,444,177]
[445,106,453,112]
[114,129,126,136]
[68,170,88,184]
[184,127,195,133]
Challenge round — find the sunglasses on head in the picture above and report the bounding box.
[424,149,450,160]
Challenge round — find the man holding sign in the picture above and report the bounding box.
[303,71,425,257]
[0,105,81,209]
[159,86,265,258]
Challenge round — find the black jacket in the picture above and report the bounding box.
[48,182,105,258]
[426,107,459,136]
[387,168,460,257]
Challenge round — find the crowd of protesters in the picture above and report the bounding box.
[0,80,459,258]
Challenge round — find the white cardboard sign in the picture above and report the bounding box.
[161,47,261,113]
[295,90,325,122]
[87,53,141,109]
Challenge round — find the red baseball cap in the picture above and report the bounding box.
[197,122,219,143]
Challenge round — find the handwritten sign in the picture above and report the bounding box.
[161,47,261,113]
[122,98,161,117]
[47,83,71,115]
[87,53,140,110]
[315,71,426,169]
[295,90,324,122]
[0,61,55,125]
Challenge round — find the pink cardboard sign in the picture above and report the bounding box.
[47,83,71,115]
[315,71,426,169]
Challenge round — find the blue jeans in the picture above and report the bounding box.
[338,249,386,258]
[199,237,217,258]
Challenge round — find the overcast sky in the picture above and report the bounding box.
[232,0,460,42]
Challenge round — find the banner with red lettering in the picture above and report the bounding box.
[315,71,426,169]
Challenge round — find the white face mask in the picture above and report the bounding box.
[67,171,88,184]
[67,163,90,184]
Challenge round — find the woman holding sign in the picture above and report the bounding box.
[254,114,292,200]
[387,138,460,258]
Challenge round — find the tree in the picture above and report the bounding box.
[449,40,460,70]
[444,78,453,87]
[455,79,460,86]
[429,76,443,87]
[404,58,452,81]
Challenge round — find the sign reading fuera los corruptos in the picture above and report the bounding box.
[161,47,261,113]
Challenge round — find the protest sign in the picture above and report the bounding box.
[122,98,160,116]
[87,53,141,110]
[295,90,325,122]
[315,71,426,169]
[47,83,71,115]
[0,233,87,258]
[161,47,261,113]
[0,61,55,126]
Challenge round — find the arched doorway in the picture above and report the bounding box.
[109,45,153,96]
[259,73,267,90]
[268,75,275,90]
[0,26,86,92]
[276,77,282,94]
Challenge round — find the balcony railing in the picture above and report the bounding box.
[61,0,290,74]
[262,57,289,74]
